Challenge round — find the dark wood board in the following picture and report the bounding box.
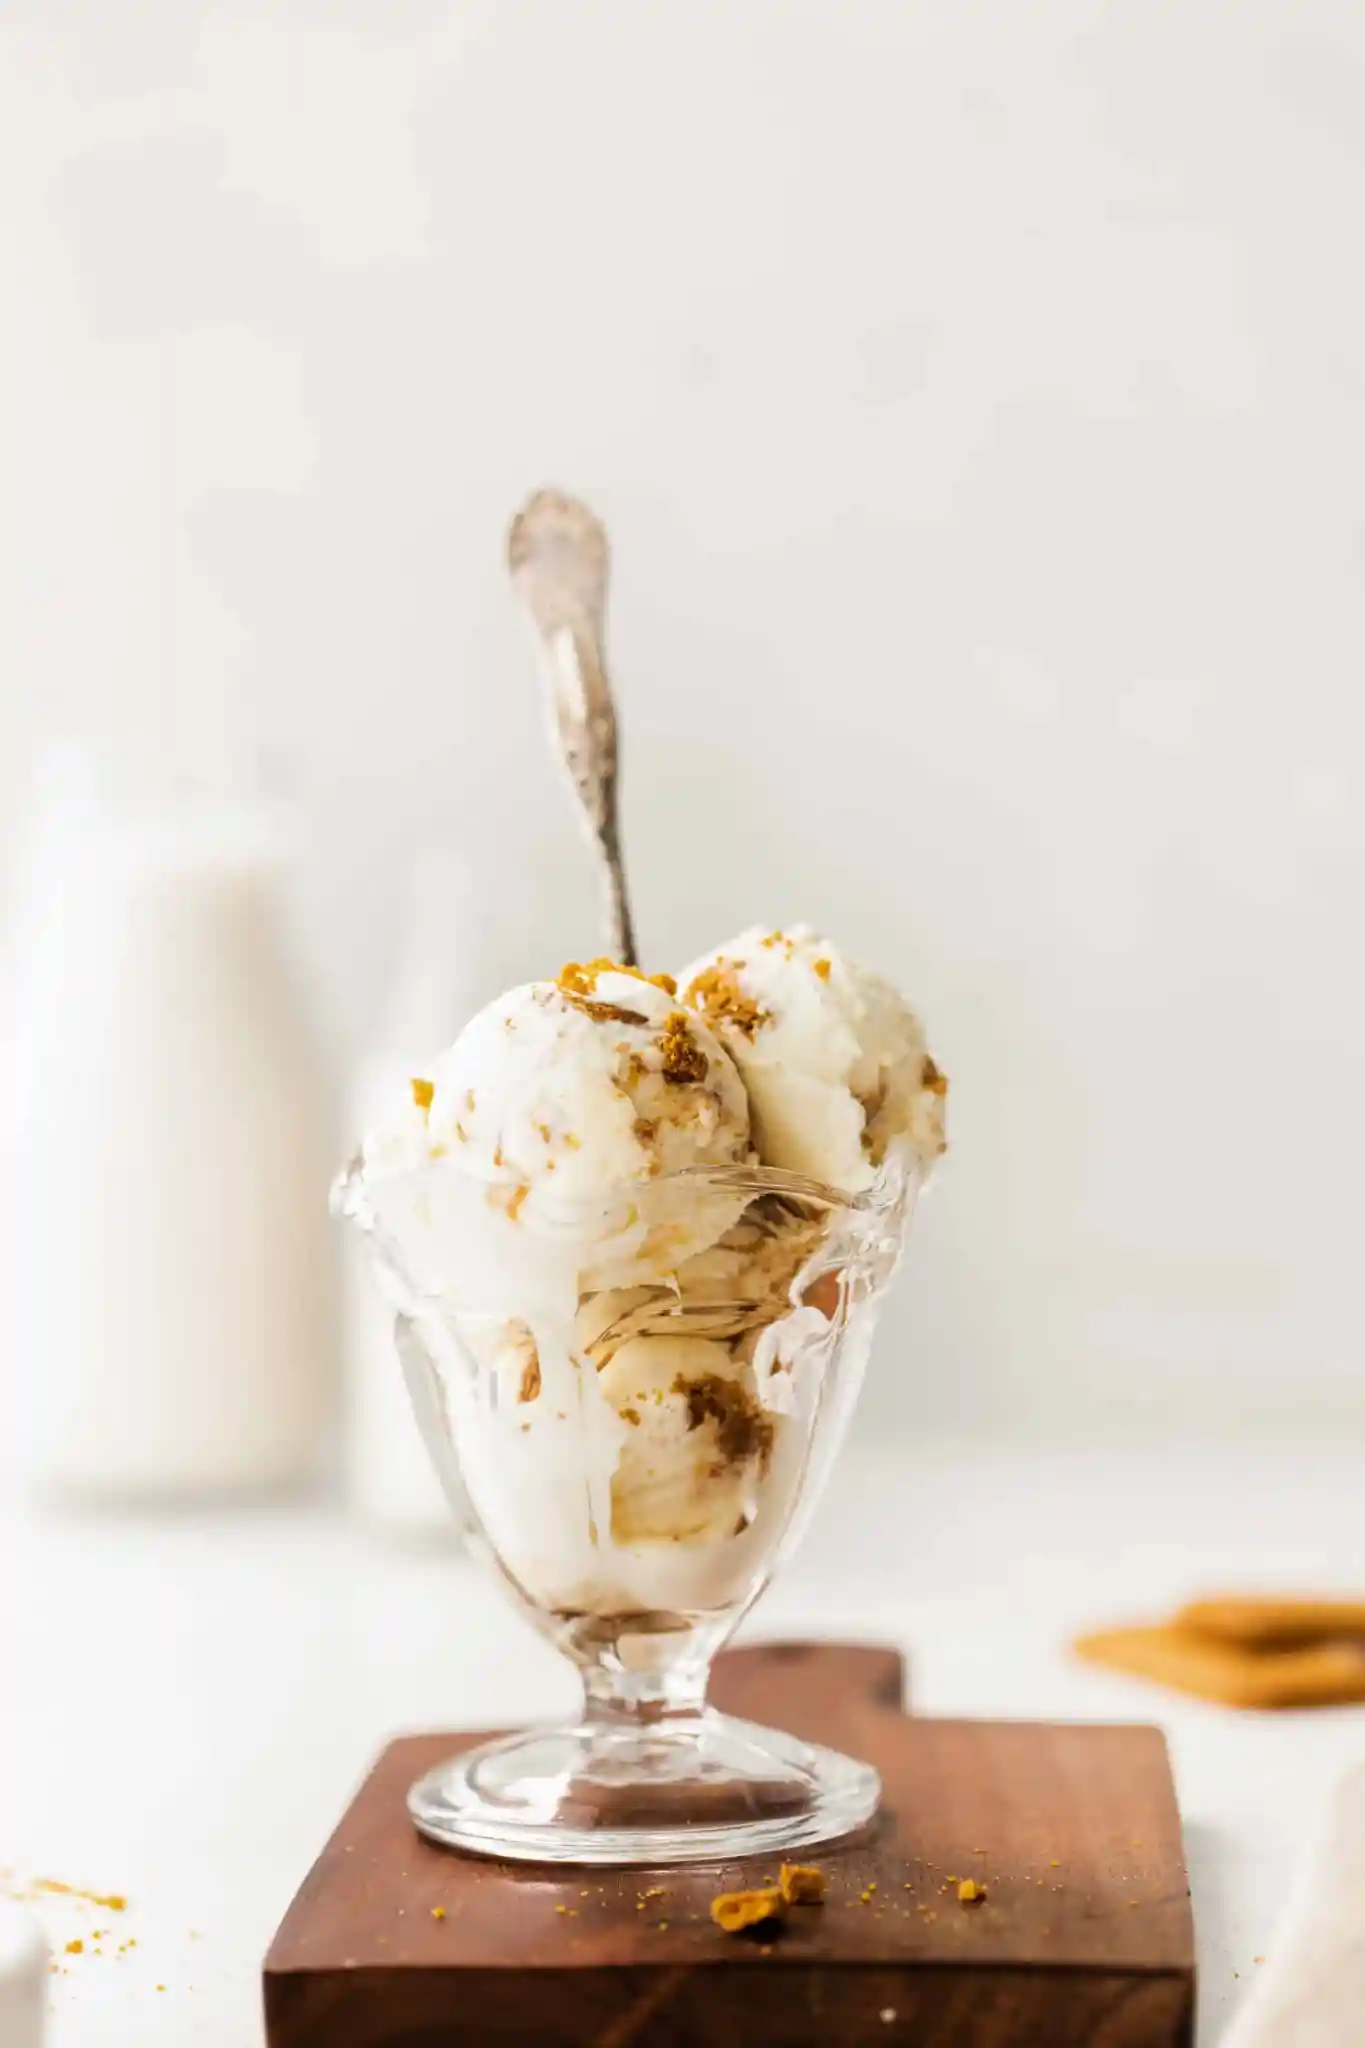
[264,1641,1194,2047]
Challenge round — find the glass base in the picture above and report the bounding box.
[408,1708,880,1865]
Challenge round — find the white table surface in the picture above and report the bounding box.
[4,1435,1363,2047]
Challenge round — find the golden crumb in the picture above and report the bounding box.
[508,1183,530,1222]
[564,1133,582,1151]
[555,960,654,1026]
[35,1884,128,1913]
[710,1888,785,1935]
[620,1406,641,1426]
[958,1880,986,1905]
[410,1077,434,1114]
[65,1940,84,1955]
[493,1144,505,1168]
[430,1906,446,1921]
[812,957,831,981]
[779,1864,826,1905]
[518,1352,542,1404]
[560,958,676,999]
[535,1121,552,1143]
[658,1011,709,1084]
[683,961,768,1039]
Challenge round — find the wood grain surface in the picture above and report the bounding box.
[264,1640,1194,2047]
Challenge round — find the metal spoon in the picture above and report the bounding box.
[508,487,637,965]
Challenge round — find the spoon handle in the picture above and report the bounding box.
[509,490,637,965]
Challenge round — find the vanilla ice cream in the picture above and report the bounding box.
[597,1334,771,1544]
[680,926,947,1193]
[345,937,936,1624]
[364,960,752,1296]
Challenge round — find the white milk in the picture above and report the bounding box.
[9,780,332,1498]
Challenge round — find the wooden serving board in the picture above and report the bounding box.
[264,1642,1194,2047]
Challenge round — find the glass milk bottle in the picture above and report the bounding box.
[343,850,497,1536]
[8,753,332,1498]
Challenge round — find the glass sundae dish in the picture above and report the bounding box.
[335,937,946,1864]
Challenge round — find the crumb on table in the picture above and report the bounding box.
[710,1888,785,1935]
[778,1863,826,1905]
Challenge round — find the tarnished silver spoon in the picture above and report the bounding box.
[508,488,637,967]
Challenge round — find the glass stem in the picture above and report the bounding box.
[582,1660,709,1729]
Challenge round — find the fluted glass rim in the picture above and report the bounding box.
[331,1138,919,1230]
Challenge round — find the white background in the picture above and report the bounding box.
[5,0,1365,1437]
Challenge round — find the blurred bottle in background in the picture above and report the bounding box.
[7,740,332,1499]
[343,848,499,1538]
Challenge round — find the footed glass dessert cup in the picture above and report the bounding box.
[334,1151,918,1864]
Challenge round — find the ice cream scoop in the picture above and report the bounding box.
[680,926,947,1193]
[598,1334,772,1544]
[363,961,752,1294]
